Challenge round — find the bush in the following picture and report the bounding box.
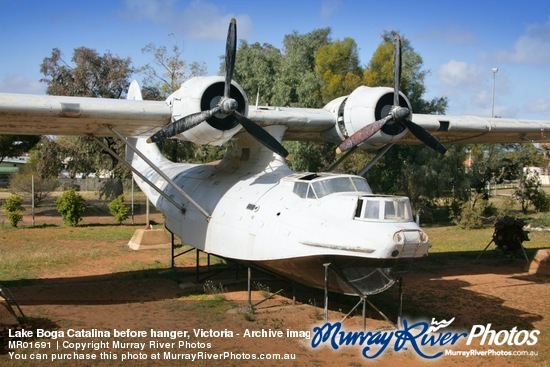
[531,190,550,213]
[451,194,494,229]
[56,189,87,227]
[514,169,549,213]
[2,194,24,227]
[108,195,129,225]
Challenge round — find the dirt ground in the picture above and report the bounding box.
[0,213,548,366]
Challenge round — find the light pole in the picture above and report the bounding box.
[491,67,498,117]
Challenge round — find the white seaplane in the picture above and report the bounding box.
[0,19,549,297]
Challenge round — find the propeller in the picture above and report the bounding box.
[337,35,446,155]
[148,19,289,158]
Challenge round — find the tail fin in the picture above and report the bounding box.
[127,80,143,101]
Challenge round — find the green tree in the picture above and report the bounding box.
[358,31,456,212]
[272,28,331,108]
[139,38,223,164]
[41,47,133,98]
[315,37,363,103]
[364,30,447,114]
[0,135,40,163]
[40,47,134,198]
[56,188,87,227]
[139,36,207,98]
[468,143,544,197]
[515,169,550,213]
[9,138,61,206]
[27,136,66,178]
[9,172,59,207]
[233,41,283,106]
[268,28,337,171]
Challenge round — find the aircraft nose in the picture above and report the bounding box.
[392,229,429,258]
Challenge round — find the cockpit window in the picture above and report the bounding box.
[364,200,380,219]
[292,175,372,199]
[355,197,413,222]
[293,182,308,198]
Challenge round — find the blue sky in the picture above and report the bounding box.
[1,0,549,120]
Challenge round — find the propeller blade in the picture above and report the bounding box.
[224,18,237,98]
[337,115,392,153]
[147,106,221,144]
[402,119,447,155]
[233,111,289,158]
[393,35,402,108]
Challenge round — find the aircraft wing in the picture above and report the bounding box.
[404,114,549,144]
[0,92,171,137]
[1,91,549,148]
[248,106,550,145]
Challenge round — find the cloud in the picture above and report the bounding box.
[320,0,342,20]
[420,27,477,46]
[122,0,176,23]
[437,59,484,88]
[123,0,253,40]
[0,74,45,94]
[178,1,253,40]
[524,97,550,116]
[494,16,550,64]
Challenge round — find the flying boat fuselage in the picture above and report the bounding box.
[130,135,429,295]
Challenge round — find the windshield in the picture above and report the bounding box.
[355,197,413,222]
[292,175,371,199]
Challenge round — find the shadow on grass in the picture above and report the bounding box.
[1,263,233,306]
[1,248,546,335]
[0,317,60,355]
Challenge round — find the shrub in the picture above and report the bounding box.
[108,195,129,225]
[514,169,549,213]
[451,194,493,229]
[531,190,550,213]
[2,194,24,227]
[55,189,87,227]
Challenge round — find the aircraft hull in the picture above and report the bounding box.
[242,254,411,296]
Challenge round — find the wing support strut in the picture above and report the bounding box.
[358,143,394,176]
[108,127,212,220]
[325,143,394,176]
[90,136,186,213]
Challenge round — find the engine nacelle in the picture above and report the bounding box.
[323,86,412,149]
[166,76,248,145]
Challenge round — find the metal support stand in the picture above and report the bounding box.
[474,238,530,264]
[196,250,200,282]
[170,232,175,268]
[323,263,330,322]
[519,244,530,264]
[362,296,367,331]
[245,266,285,312]
[166,227,195,269]
[322,263,402,329]
[397,277,403,329]
[473,239,494,264]
[247,267,253,311]
[0,285,26,321]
